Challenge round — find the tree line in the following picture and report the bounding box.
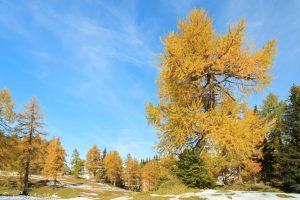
[0,89,175,193]
[69,145,163,191]
[1,85,298,193]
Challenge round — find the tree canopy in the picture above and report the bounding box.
[103,151,122,186]
[86,145,102,179]
[43,137,66,186]
[146,8,277,154]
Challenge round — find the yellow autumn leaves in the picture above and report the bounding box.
[103,151,123,186]
[146,8,276,178]
[43,137,66,185]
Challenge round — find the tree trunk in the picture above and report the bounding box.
[22,159,30,195]
[238,165,243,184]
[193,135,207,155]
[22,127,33,195]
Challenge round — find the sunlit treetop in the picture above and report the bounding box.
[157,8,276,109]
[0,88,15,132]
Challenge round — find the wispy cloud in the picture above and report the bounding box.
[0,0,159,159]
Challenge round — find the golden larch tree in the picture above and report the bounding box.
[0,88,15,133]
[146,8,276,179]
[43,137,66,187]
[86,145,102,179]
[141,161,159,191]
[16,96,46,195]
[146,8,276,153]
[103,151,122,186]
[0,88,15,167]
[124,154,141,191]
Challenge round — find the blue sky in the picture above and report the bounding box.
[0,0,299,161]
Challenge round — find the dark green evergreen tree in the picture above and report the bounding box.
[102,147,107,159]
[253,105,258,114]
[259,93,286,184]
[279,85,300,192]
[173,150,215,188]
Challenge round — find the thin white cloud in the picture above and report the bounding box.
[25,1,156,104]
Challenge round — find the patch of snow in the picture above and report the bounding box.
[111,197,132,200]
[150,194,175,197]
[62,181,129,193]
[81,192,98,196]
[0,171,19,177]
[150,189,300,200]
[0,196,49,200]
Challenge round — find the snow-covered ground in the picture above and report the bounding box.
[62,181,129,193]
[150,189,300,200]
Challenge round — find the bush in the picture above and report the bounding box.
[173,150,215,189]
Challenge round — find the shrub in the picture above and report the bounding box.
[173,150,215,188]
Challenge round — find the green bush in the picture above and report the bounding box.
[173,150,215,189]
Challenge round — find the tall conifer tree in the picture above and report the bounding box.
[43,137,66,187]
[124,154,141,191]
[86,145,102,180]
[141,161,159,191]
[279,86,300,192]
[16,97,46,195]
[103,151,122,186]
[146,8,276,155]
[259,93,286,183]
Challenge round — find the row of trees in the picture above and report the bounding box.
[0,89,66,194]
[1,85,298,193]
[69,145,175,191]
[0,89,174,193]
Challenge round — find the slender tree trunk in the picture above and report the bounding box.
[22,159,30,195]
[22,127,33,195]
[238,165,243,184]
